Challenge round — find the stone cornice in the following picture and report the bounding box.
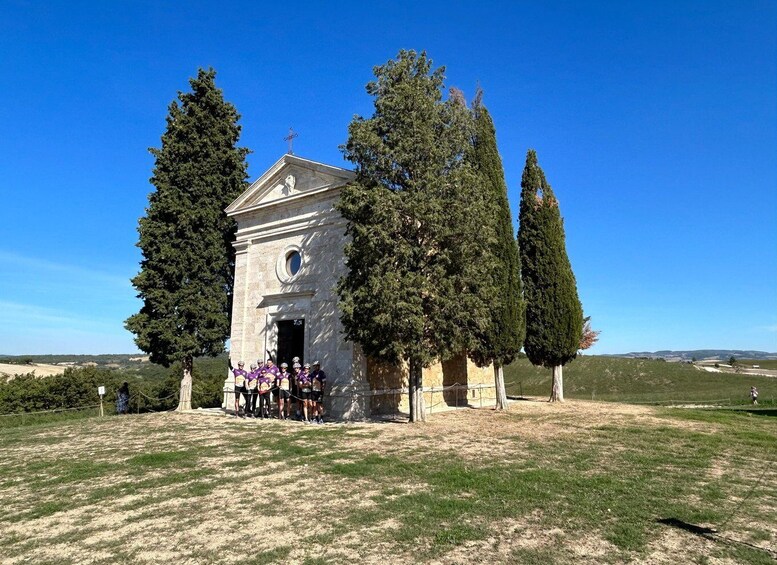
[228,183,344,218]
[259,288,316,306]
[237,215,346,245]
[226,154,355,216]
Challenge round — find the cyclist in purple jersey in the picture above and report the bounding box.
[245,365,260,417]
[276,363,292,419]
[292,361,302,420]
[263,359,280,378]
[228,359,248,417]
[297,363,313,423]
[310,361,327,424]
[257,369,273,418]
[263,359,280,412]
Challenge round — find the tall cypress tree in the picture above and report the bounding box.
[517,149,582,402]
[338,50,493,422]
[125,68,249,411]
[468,94,525,409]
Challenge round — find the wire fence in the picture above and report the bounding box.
[0,390,181,420]
[1,377,768,422]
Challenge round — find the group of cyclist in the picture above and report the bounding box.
[229,357,327,424]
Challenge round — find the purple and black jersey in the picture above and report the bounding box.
[297,370,312,390]
[233,368,248,388]
[245,369,260,389]
[263,364,280,379]
[257,375,272,393]
[311,369,327,392]
[276,372,292,391]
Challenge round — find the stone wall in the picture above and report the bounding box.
[226,159,369,420]
[225,155,496,420]
[366,353,496,417]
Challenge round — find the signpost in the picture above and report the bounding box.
[98,386,105,417]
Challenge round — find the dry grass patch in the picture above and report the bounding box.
[0,400,774,563]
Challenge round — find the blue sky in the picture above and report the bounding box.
[0,0,775,355]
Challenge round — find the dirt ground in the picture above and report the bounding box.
[0,399,774,564]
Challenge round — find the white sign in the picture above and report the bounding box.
[98,386,106,397]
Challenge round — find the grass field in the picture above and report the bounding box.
[0,400,774,564]
[504,356,777,405]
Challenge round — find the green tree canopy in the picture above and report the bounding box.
[125,68,249,410]
[518,150,582,401]
[338,50,493,421]
[469,95,525,369]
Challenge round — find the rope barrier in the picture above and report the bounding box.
[136,389,179,402]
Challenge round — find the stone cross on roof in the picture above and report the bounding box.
[284,127,299,155]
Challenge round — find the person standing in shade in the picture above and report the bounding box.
[245,364,260,418]
[751,386,759,405]
[297,363,313,423]
[276,363,292,420]
[263,358,280,414]
[116,382,130,415]
[228,360,249,417]
[257,368,273,418]
[310,361,327,424]
[291,361,302,420]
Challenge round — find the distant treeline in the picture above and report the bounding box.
[0,356,230,415]
[0,354,155,366]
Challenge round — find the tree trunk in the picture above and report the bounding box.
[176,355,193,411]
[494,363,508,410]
[409,357,426,422]
[549,364,564,402]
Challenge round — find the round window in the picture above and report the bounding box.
[286,250,301,276]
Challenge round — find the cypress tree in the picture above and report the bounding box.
[468,94,525,409]
[517,149,582,402]
[338,50,492,422]
[125,68,250,411]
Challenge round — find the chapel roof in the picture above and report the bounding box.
[226,154,355,217]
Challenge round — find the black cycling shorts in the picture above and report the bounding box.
[278,389,290,400]
[311,391,323,403]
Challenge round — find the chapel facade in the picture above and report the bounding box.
[224,154,495,419]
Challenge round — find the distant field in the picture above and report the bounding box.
[0,402,775,563]
[504,356,777,405]
[0,363,63,379]
[737,359,777,370]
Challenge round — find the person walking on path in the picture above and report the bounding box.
[229,360,249,417]
[116,382,130,415]
[751,386,759,405]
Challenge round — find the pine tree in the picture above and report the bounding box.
[469,94,526,409]
[517,149,582,402]
[125,68,249,411]
[338,50,493,422]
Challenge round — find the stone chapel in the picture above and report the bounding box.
[223,154,495,419]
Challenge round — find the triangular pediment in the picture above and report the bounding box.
[226,154,355,216]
